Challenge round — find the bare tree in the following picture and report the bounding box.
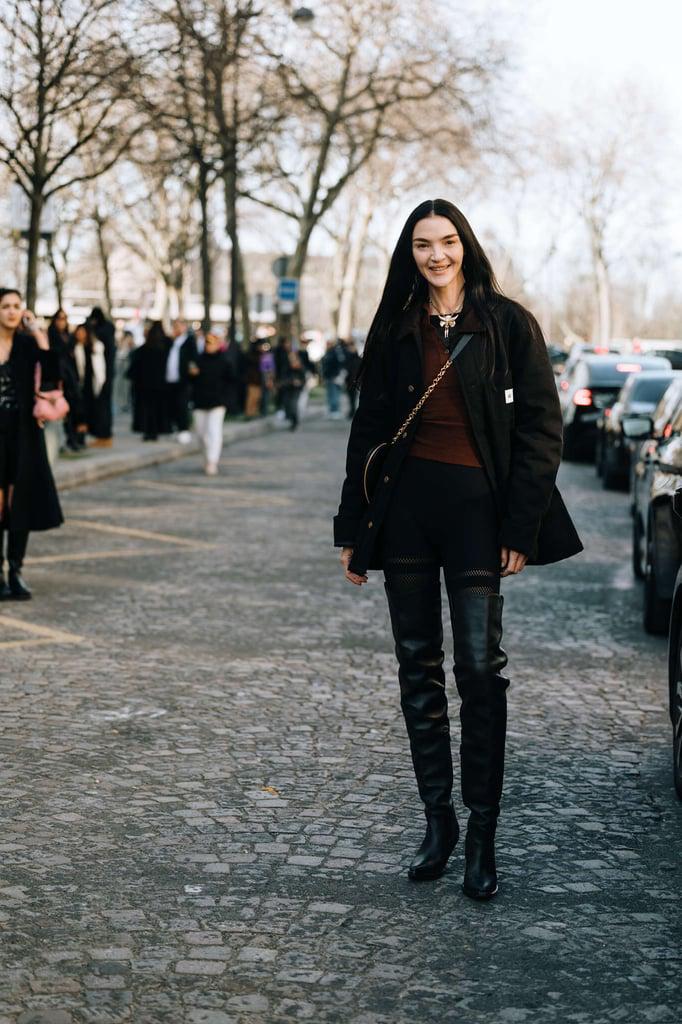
[149,0,284,344]
[0,0,141,306]
[111,157,200,321]
[539,83,669,344]
[250,0,502,328]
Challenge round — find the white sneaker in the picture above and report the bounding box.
[177,431,192,445]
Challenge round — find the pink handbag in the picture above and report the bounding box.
[33,362,69,422]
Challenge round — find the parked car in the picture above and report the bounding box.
[626,391,682,633]
[556,344,623,398]
[561,354,671,461]
[595,370,681,489]
[665,491,682,798]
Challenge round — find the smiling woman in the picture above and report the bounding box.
[333,197,583,901]
[0,288,63,601]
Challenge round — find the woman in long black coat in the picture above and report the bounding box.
[0,288,63,600]
[127,322,169,441]
[334,199,583,901]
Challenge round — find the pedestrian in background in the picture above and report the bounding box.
[259,339,276,416]
[0,289,63,601]
[127,321,169,441]
[335,199,582,900]
[114,330,135,416]
[321,338,347,419]
[278,349,307,431]
[71,322,108,447]
[190,328,233,475]
[46,309,80,463]
[87,307,116,446]
[297,337,317,421]
[244,340,263,419]
[343,339,362,420]
[165,317,196,443]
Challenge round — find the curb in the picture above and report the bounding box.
[54,410,323,491]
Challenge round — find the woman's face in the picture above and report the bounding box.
[55,312,68,329]
[412,215,464,290]
[0,292,23,332]
[74,326,87,345]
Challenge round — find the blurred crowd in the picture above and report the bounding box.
[45,309,364,473]
[42,313,325,477]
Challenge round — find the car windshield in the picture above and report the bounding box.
[629,377,674,403]
[586,358,670,385]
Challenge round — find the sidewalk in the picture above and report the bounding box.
[53,407,323,491]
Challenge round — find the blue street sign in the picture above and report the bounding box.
[277,277,299,303]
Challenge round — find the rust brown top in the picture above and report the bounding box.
[409,313,482,467]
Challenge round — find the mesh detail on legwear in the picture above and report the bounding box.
[447,568,498,596]
[384,556,438,592]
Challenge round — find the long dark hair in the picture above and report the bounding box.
[145,321,168,349]
[360,199,507,380]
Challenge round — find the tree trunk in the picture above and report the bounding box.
[46,235,63,309]
[94,209,113,317]
[223,168,250,348]
[590,231,611,346]
[337,200,372,339]
[198,161,212,329]
[25,192,44,310]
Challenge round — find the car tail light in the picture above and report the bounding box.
[573,388,593,406]
[616,362,642,373]
[594,346,609,354]
[664,423,673,438]
[604,408,611,417]
[559,380,569,391]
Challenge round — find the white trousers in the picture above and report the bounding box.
[194,406,225,466]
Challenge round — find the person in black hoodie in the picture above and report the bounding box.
[278,349,307,430]
[190,328,233,475]
[87,306,116,445]
[126,321,169,441]
[48,309,83,452]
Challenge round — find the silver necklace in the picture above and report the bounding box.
[429,298,463,340]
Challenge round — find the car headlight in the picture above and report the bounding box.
[652,470,680,498]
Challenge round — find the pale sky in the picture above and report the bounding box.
[516,0,682,124]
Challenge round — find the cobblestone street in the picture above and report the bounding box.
[1,419,680,1024]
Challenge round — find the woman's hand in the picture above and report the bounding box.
[340,546,368,586]
[22,309,49,350]
[500,547,527,577]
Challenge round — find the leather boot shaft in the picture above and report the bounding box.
[384,577,454,814]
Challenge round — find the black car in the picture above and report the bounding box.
[560,354,671,460]
[626,390,682,633]
[596,370,681,489]
[665,496,682,797]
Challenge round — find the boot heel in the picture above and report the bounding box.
[408,805,459,881]
[462,821,498,899]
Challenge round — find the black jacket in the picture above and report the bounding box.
[4,333,63,532]
[334,298,583,574]
[191,351,233,409]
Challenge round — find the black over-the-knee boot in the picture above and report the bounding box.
[8,529,31,600]
[0,529,10,599]
[448,590,509,900]
[385,575,459,881]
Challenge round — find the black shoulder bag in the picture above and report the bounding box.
[362,332,474,503]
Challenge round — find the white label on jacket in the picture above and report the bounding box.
[505,388,514,404]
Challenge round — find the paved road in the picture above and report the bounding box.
[1,420,680,1024]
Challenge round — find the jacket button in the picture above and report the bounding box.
[408,384,415,392]
[367,520,374,528]
[383,475,390,483]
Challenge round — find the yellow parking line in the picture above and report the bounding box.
[0,614,85,648]
[66,518,213,547]
[132,480,291,506]
[27,547,169,565]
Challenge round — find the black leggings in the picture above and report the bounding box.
[382,457,500,595]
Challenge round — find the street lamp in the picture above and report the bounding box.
[292,7,315,22]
